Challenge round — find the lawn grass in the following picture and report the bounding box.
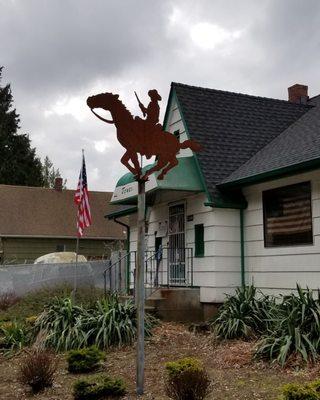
[0,285,105,322]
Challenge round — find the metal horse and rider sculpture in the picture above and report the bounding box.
[86,89,201,180]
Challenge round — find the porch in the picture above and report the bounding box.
[103,248,205,322]
[103,247,194,297]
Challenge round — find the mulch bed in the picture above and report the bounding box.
[0,322,318,399]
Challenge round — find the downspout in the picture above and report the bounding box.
[107,217,131,294]
[240,209,245,287]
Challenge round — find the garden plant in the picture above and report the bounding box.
[212,284,320,366]
[73,374,126,399]
[67,346,105,373]
[165,357,211,400]
[18,348,57,393]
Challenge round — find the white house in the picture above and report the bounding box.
[107,82,320,318]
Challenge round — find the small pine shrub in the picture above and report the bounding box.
[18,349,57,393]
[73,374,126,399]
[165,357,211,400]
[281,381,320,400]
[67,346,105,373]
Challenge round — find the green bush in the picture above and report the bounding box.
[211,285,274,340]
[255,286,320,365]
[281,380,320,400]
[67,346,105,373]
[165,357,211,400]
[73,374,126,399]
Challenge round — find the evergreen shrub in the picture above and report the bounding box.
[73,374,126,399]
[67,346,105,373]
[165,357,211,400]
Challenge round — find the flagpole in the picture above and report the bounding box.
[73,149,85,301]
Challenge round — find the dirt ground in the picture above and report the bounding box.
[0,322,318,400]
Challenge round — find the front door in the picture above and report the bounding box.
[168,203,186,285]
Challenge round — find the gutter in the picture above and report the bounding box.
[240,209,245,287]
[105,215,131,294]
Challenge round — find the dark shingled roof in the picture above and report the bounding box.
[173,82,311,202]
[221,95,320,186]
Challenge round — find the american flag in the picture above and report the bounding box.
[74,153,92,237]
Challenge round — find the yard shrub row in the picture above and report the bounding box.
[212,285,320,365]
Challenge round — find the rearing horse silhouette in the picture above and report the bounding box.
[87,92,201,180]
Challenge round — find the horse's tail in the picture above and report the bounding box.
[180,139,202,152]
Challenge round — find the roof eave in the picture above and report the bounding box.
[219,157,320,189]
[105,207,138,219]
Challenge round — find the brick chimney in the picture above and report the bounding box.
[288,84,309,104]
[54,177,63,192]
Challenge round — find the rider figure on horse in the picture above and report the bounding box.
[136,89,163,129]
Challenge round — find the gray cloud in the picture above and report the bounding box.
[1,0,320,191]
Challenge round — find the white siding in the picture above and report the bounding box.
[243,169,320,295]
[166,99,192,158]
[127,193,241,303]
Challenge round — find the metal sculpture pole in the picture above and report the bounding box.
[86,88,201,397]
[136,178,145,395]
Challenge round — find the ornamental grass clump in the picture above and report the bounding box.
[0,321,31,353]
[34,297,88,351]
[34,294,157,351]
[73,374,126,400]
[18,348,57,393]
[255,286,320,366]
[165,357,211,400]
[67,346,105,373]
[212,285,274,340]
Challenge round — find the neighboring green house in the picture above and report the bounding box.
[0,181,126,264]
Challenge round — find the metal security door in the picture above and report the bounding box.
[168,203,186,285]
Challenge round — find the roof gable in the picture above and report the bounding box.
[173,82,311,203]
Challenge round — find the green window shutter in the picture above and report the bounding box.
[195,224,204,257]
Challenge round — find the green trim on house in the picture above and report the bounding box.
[111,156,204,205]
[240,209,245,287]
[194,224,204,257]
[219,157,320,189]
[106,207,137,219]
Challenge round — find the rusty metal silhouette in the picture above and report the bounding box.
[86,91,201,180]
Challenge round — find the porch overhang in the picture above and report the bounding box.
[110,156,204,205]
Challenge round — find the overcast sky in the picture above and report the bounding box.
[1,0,320,191]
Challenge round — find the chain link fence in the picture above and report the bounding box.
[0,260,110,296]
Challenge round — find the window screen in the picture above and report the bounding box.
[263,181,313,247]
[195,224,204,257]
